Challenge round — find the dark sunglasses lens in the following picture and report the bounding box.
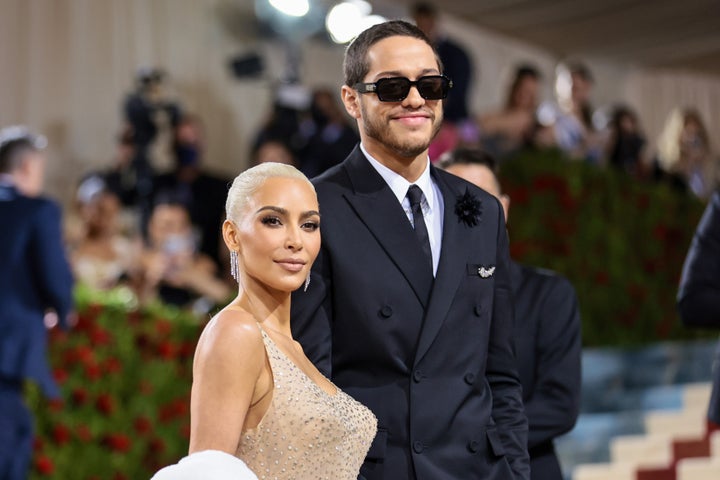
[375,78,411,102]
[417,77,448,100]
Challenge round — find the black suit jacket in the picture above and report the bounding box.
[511,262,581,480]
[291,146,529,480]
[677,190,720,423]
[0,184,73,397]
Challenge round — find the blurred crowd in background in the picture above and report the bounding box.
[38,2,718,317]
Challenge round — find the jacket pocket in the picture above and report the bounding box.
[486,427,506,457]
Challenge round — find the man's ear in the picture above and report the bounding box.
[341,85,361,120]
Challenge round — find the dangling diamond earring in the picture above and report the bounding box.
[230,250,239,283]
[304,275,311,292]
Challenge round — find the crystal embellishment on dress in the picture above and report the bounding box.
[236,324,377,479]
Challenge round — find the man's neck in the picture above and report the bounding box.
[361,141,428,183]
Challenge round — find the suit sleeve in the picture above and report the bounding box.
[29,200,74,329]
[291,242,333,377]
[677,191,720,328]
[525,277,582,449]
[487,202,530,479]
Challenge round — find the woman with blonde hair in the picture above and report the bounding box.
[153,162,376,479]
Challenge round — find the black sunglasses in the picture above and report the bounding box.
[354,75,453,102]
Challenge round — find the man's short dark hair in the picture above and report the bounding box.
[438,147,498,174]
[438,147,502,193]
[0,127,46,174]
[343,20,442,87]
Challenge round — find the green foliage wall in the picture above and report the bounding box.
[501,150,709,346]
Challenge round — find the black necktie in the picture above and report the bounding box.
[406,185,433,271]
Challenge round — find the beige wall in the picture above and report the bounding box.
[1,0,718,204]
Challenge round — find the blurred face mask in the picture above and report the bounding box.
[174,144,199,167]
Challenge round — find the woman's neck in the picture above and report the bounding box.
[236,283,292,337]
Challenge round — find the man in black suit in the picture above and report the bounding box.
[291,21,529,480]
[0,126,74,480]
[440,148,582,480]
[677,190,720,427]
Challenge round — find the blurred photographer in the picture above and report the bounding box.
[123,68,182,219]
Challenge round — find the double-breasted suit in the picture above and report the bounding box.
[292,146,529,480]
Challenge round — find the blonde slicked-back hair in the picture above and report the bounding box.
[225,162,314,223]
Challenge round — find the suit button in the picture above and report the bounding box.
[473,305,482,316]
[468,440,480,453]
[413,441,424,453]
[379,305,393,318]
[464,373,476,385]
[413,370,423,383]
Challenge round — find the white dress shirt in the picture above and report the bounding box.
[361,143,444,276]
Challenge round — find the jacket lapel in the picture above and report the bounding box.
[414,167,479,365]
[341,147,434,307]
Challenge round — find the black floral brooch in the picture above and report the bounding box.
[454,189,482,227]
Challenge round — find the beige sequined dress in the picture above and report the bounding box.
[236,324,377,480]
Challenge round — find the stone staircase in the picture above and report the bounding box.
[553,339,719,479]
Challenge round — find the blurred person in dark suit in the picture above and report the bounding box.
[677,189,720,427]
[411,2,472,124]
[440,147,582,480]
[0,126,74,480]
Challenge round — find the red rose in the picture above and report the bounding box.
[157,341,177,360]
[84,362,102,381]
[52,423,71,445]
[95,394,114,415]
[102,433,131,452]
[149,437,166,454]
[89,327,112,345]
[53,368,69,384]
[179,341,195,359]
[35,455,54,475]
[134,416,152,435]
[103,357,122,375]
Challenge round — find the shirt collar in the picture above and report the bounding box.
[360,143,436,207]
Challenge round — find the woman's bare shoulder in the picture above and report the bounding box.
[195,307,264,365]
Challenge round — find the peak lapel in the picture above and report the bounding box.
[413,168,478,365]
[341,148,434,307]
